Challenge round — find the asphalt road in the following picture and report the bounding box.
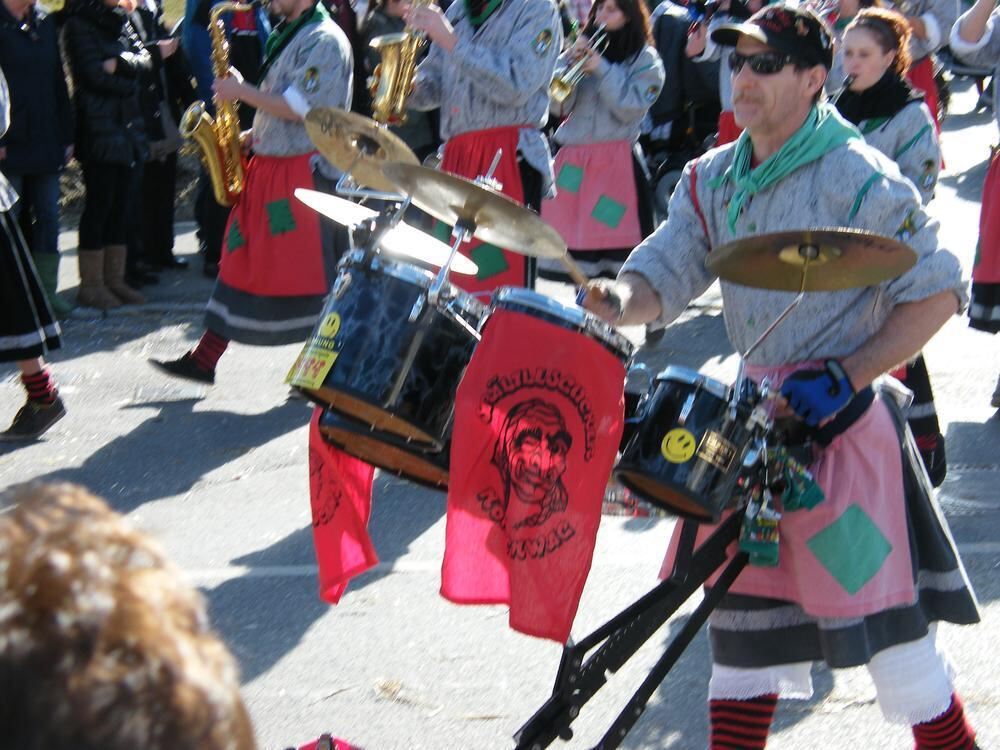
[2,79,999,749]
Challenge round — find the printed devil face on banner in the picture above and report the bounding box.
[492,399,573,528]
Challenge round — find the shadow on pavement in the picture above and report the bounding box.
[204,473,447,683]
[22,398,308,512]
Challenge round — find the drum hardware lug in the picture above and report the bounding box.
[677,392,696,427]
[332,271,352,299]
[627,363,654,420]
[408,294,426,322]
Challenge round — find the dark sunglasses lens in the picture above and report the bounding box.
[729,51,787,75]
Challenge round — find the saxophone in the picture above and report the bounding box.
[368,0,435,125]
[180,1,258,207]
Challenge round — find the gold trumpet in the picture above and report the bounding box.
[549,25,609,104]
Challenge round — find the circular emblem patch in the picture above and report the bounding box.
[661,428,697,463]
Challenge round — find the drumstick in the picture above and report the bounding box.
[559,252,591,288]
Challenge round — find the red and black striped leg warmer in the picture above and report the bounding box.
[709,693,778,750]
[912,694,977,750]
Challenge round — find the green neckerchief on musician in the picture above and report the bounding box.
[709,104,861,235]
[465,0,503,28]
[259,1,331,81]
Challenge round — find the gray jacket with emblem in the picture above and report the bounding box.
[949,6,1000,130]
[858,100,939,204]
[411,0,561,192]
[619,128,964,366]
[551,45,665,146]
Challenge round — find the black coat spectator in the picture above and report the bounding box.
[0,0,75,318]
[0,3,73,175]
[62,0,150,309]
[129,0,197,272]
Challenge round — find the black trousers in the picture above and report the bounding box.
[139,153,180,264]
[79,161,133,250]
[195,169,232,265]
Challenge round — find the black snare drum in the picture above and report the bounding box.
[289,250,485,450]
[318,409,449,490]
[614,366,755,523]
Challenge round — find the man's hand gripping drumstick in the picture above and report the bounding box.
[581,274,664,326]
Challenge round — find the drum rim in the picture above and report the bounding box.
[654,365,730,401]
[340,249,486,318]
[490,287,635,361]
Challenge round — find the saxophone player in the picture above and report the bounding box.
[406,0,562,294]
[151,0,353,386]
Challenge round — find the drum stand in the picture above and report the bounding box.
[513,511,747,750]
[514,245,833,749]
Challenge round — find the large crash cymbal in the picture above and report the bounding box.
[293,188,478,275]
[706,228,917,292]
[380,162,568,259]
[304,108,418,192]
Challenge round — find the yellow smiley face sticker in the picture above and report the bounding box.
[661,428,697,463]
[318,312,341,339]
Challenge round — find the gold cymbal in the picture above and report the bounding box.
[705,228,917,292]
[304,107,418,192]
[380,162,568,259]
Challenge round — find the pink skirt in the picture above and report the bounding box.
[542,139,642,251]
[661,363,915,619]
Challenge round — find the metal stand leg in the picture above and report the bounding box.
[513,511,747,750]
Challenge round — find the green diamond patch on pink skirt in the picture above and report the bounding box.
[542,139,641,250]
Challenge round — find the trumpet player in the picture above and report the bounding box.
[151,0,352,386]
[406,0,561,294]
[539,0,663,281]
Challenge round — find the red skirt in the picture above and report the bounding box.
[907,57,940,133]
[439,126,530,295]
[206,153,346,345]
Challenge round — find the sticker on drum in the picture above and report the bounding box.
[660,428,697,463]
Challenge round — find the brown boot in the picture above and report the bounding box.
[103,244,145,305]
[77,249,122,310]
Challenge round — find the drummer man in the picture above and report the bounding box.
[585,5,981,748]
[151,0,352,385]
[405,0,561,295]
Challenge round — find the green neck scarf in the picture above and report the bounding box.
[261,2,330,78]
[465,0,503,28]
[708,104,861,235]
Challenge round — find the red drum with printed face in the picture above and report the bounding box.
[614,366,756,523]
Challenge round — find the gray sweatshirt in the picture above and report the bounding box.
[0,68,15,212]
[551,45,665,146]
[859,100,940,204]
[252,17,353,173]
[949,6,1000,130]
[411,0,562,192]
[619,135,965,366]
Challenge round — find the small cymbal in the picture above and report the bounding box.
[380,162,568,259]
[706,228,916,292]
[304,108,418,192]
[294,189,478,276]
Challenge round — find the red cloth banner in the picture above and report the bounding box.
[298,737,360,750]
[974,152,1000,284]
[440,126,528,295]
[442,309,626,642]
[308,408,377,603]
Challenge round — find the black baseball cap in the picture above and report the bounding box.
[711,4,835,70]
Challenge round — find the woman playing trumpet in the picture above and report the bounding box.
[539,0,664,281]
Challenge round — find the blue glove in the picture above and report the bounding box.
[779,360,855,427]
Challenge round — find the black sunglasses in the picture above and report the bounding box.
[729,50,797,75]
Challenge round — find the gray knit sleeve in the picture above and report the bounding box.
[619,159,717,326]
